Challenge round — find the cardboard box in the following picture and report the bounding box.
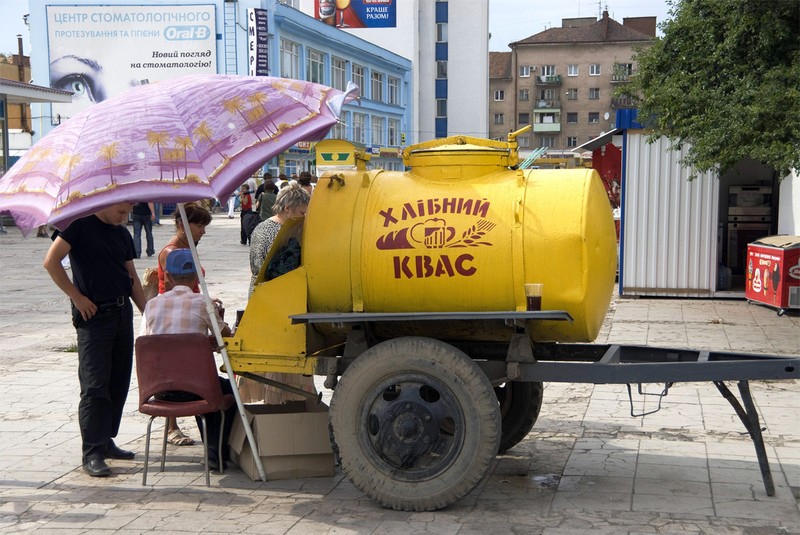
[228,399,335,481]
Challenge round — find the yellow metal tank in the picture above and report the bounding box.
[303,134,616,342]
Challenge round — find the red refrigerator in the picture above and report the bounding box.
[745,235,800,315]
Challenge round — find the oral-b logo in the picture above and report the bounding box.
[165,25,211,40]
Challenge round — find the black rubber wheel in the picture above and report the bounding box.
[330,337,501,511]
[495,381,543,454]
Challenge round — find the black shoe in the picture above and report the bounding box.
[206,450,227,472]
[83,457,111,477]
[107,440,135,460]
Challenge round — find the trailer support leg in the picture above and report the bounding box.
[713,380,775,496]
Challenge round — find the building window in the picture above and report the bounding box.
[437,61,447,79]
[518,113,530,124]
[352,64,365,95]
[567,112,578,124]
[519,89,529,101]
[372,116,384,145]
[371,71,384,102]
[589,63,601,76]
[494,113,504,124]
[518,136,530,148]
[566,88,577,100]
[589,88,600,100]
[519,65,531,77]
[331,57,346,91]
[388,76,400,105]
[280,39,300,79]
[613,62,633,81]
[567,136,578,147]
[388,118,400,145]
[541,65,555,76]
[437,22,448,42]
[588,112,600,123]
[540,136,554,147]
[306,48,324,84]
[436,99,447,118]
[539,88,555,101]
[331,111,347,139]
[353,112,366,143]
[567,64,578,76]
[494,90,505,101]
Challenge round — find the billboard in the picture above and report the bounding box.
[314,0,396,29]
[47,5,218,119]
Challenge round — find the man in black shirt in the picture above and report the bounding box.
[44,203,147,477]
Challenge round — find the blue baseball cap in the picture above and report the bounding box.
[165,249,196,275]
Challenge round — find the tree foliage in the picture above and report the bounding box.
[625,0,800,178]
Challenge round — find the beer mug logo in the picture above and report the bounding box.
[410,218,455,249]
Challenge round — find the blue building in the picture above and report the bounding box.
[27,0,412,174]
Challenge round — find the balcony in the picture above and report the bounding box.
[533,121,561,133]
[535,74,562,86]
[534,98,561,110]
[611,95,636,108]
[611,72,633,83]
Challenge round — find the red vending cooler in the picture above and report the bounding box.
[745,235,800,315]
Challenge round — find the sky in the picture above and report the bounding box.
[0,0,675,58]
[1,1,30,57]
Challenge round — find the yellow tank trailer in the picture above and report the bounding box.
[226,128,618,510]
[223,129,800,511]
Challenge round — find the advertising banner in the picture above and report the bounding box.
[247,8,269,76]
[47,5,217,119]
[314,0,396,29]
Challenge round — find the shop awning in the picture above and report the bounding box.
[574,128,622,152]
[0,78,72,104]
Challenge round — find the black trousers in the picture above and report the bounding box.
[74,302,134,462]
[156,378,236,460]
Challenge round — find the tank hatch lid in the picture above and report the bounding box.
[404,135,520,168]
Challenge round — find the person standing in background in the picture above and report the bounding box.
[239,184,254,245]
[241,184,314,405]
[43,202,146,477]
[131,202,156,258]
[255,180,279,222]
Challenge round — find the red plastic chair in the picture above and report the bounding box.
[135,333,235,486]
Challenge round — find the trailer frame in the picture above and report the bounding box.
[287,309,799,497]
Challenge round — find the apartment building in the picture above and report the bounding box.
[490,11,655,154]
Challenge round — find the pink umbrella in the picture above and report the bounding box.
[0,74,358,235]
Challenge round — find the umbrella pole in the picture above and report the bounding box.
[177,203,267,482]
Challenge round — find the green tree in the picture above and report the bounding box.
[625,0,800,178]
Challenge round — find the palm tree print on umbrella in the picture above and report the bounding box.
[58,153,83,202]
[146,131,171,180]
[173,136,194,180]
[246,92,280,137]
[192,121,227,163]
[222,96,264,142]
[99,142,119,185]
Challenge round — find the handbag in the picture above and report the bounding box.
[266,237,301,281]
[142,267,159,302]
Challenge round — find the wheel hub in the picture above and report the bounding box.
[365,378,462,474]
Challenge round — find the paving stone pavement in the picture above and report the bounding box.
[0,214,798,534]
